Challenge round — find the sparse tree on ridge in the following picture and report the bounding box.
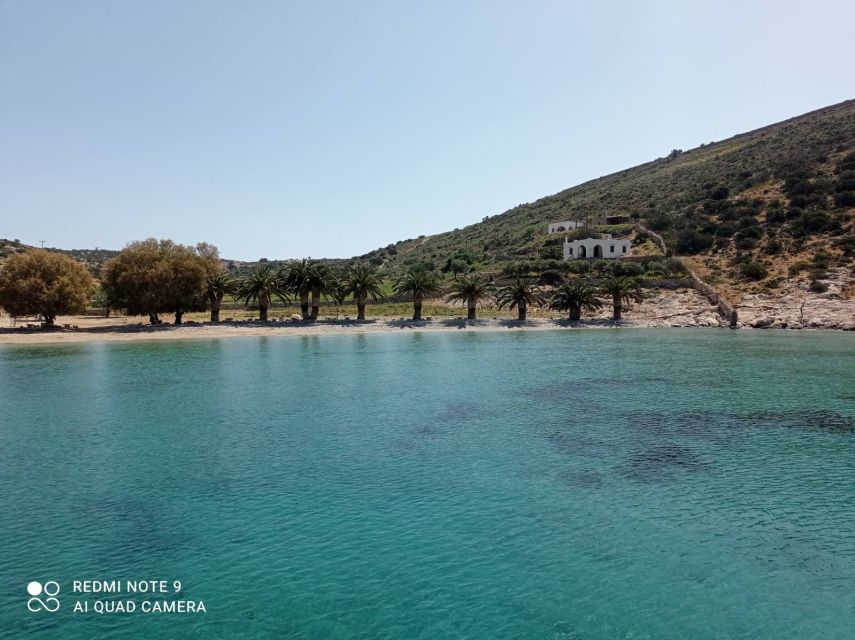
[600,276,643,321]
[393,269,442,321]
[495,277,545,321]
[343,263,384,321]
[0,250,95,326]
[239,264,288,322]
[445,274,489,320]
[549,280,603,321]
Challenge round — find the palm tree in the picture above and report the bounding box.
[306,264,332,321]
[327,273,349,319]
[495,277,545,321]
[600,276,643,321]
[239,265,288,321]
[283,258,315,320]
[393,269,442,320]
[445,274,489,320]
[204,272,237,323]
[343,263,384,321]
[549,280,603,321]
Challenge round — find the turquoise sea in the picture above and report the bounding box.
[1,329,854,639]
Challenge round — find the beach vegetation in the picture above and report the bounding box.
[343,263,385,321]
[102,239,212,325]
[393,269,443,321]
[599,276,643,321]
[0,249,95,326]
[238,264,289,322]
[282,259,316,320]
[549,280,604,321]
[205,272,238,322]
[445,274,490,320]
[494,277,545,321]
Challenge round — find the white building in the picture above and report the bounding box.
[547,220,584,234]
[564,235,631,260]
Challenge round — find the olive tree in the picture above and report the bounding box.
[0,250,95,326]
[102,238,214,324]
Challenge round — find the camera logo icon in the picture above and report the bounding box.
[27,581,60,612]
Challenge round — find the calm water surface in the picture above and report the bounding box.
[1,329,854,639]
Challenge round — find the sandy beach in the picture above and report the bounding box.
[0,316,715,346]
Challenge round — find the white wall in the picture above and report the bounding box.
[564,237,631,260]
[548,220,583,233]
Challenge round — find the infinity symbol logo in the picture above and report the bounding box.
[27,581,60,612]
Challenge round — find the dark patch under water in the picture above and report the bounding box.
[626,408,855,439]
[546,432,615,456]
[437,400,487,422]
[559,470,604,489]
[523,377,668,401]
[620,444,708,482]
[746,410,855,433]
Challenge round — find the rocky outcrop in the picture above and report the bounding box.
[586,288,728,328]
[737,268,855,330]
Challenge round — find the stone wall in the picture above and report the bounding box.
[635,224,738,327]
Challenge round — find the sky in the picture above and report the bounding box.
[1,1,854,261]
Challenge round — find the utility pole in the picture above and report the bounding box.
[39,240,45,248]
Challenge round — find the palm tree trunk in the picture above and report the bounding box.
[300,293,310,320]
[413,294,423,321]
[467,304,476,320]
[569,304,581,321]
[357,300,366,321]
[310,290,320,321]
[613,294,622,321]
[174,310,183,325]
[260,304,268,322]
[210,300,220,323]
[518,302,527,321]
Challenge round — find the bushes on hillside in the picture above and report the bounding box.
[739,261,768,281]
[675,229,714,254]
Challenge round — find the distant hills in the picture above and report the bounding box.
[0,239,119,275]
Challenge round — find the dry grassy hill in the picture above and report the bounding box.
[359,99,855,299]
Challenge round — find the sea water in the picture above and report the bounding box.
[1,329,854,639]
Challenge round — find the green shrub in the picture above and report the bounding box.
[834,191,855,207]
[788,261,811,277]
[709,184,729,200]
[675,229,714,254]
[812,252,832,269]
[715,222,737,237]
[809,279,829,293]
[740,261,768,281]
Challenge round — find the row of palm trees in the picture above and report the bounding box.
[205,260,385,322]
[444,273,643,321]
[208,259,644,323]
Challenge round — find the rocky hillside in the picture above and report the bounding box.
[360,100,855,298]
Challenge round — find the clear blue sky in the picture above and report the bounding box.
[1,0,853,260]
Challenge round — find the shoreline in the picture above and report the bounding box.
[0,316,851,346]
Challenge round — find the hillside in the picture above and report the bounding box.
[360,99,855,300]
[0,238,119,276]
